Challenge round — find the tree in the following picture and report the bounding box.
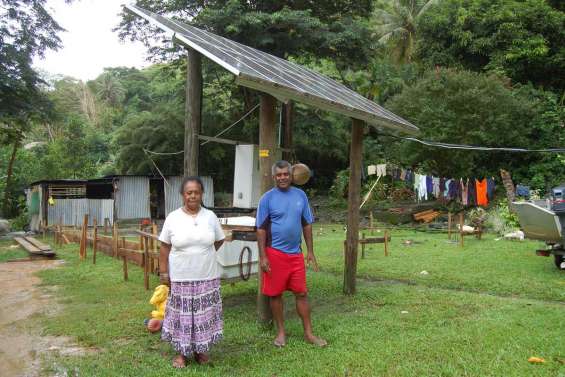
[371,0,439,64]
[117,0,374,68]
[416,0,565,91]
[0,0,65,121]
[383,68,565,189]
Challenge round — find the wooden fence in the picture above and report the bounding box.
[54,215,160,290]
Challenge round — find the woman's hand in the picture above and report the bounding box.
[159,272,170,286]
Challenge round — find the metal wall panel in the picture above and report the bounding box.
[165,176,214,215]
[115,176,151,220]
[202,176,214,208]
[88,199,114,226]
[165,176,183,216]
[47,199,114,226]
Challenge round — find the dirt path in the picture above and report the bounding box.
[0,259,87,377]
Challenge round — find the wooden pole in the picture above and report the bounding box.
[143,236,150,291]
[104,218,109,235]
[184,48,202,176]
[122,247,128,282]
[344,118,364,295]
[139,223,144,251]
[92,218,98,264]
[112,222,118,258]
[79,214,88,260]
[361,232,366,259]
[384,230,389,257]
[282,101,293,161]
[257,93,278,325]
[448,212,452,240]
[369,211,374,235]
[459,212,464,248]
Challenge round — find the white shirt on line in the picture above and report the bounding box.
[158,207,225,282]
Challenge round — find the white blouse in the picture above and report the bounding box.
[158,207,225,281]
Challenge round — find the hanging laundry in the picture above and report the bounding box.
[367,165,377,176]
[476,178,488,206]
[516,184,530,198]
[468,179,477,206]
[406,169,414,185]
[444,179,452,198]
[418,174,428,201]
[426,176,433,198]
[400,169,407,181]
[433,177,441,198]
[461,179,469,206]
[448,179,459,200]
[487,178,496,200]
[376,164,387,178]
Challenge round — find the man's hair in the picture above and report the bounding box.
[179,176,205,195]
[271,160,293,176]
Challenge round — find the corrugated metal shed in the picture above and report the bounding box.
[165,176,214,215]
[164,176,183,216]
[47,199,114,226]
[115,176,151,219]
[88,199,114,226]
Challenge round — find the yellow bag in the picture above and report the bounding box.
[149,284,169,320]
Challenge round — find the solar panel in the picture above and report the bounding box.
[124,4,419,135]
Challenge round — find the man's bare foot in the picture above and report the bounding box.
[273,333,286,348]
[172,354,187,368]
[194,352,210,365]
[305,335,327,347]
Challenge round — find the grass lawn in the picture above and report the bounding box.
[0,239,29,262]
[22,229,565,376]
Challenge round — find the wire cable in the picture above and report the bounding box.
[377,132,565,153]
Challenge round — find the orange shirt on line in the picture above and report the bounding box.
[476,178,488,206]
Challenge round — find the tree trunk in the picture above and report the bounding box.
[184,48,202,176]
[257,93,277,325]
[3,138,20,217]
[344,118,364,295]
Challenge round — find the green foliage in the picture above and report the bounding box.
[0,0,63,122]
[486,201,520,235]
[384,68,565,189]
[417,0,565,91]
[372,0,440,64]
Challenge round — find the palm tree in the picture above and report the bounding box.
[372,0,439,64]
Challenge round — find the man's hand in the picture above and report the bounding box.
[260,257,271,273]
[306,252,319,272]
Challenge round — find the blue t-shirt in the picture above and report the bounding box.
[256,187,314,254]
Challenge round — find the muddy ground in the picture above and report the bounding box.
[0,259,90,377]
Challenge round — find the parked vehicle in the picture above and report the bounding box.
[513,185,565,270]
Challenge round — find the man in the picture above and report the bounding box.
[256,160,327,348]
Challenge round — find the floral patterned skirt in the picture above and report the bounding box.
[161,279,223,355]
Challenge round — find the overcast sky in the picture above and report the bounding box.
[33,0,149,81]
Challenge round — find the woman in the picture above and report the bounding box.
[158,176,225,368]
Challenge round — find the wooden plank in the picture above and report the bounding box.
[24,237,51,251]
[14,237,42,253]
[344,118,364,295]
[92,218,98,265]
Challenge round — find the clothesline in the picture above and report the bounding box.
[367,163,495,207]
[376,132,565,153]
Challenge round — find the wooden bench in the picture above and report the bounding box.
[344,230,391,259]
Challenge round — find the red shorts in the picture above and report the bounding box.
[262,247,307,296]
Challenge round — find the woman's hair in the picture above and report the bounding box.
[179,176,205,195]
